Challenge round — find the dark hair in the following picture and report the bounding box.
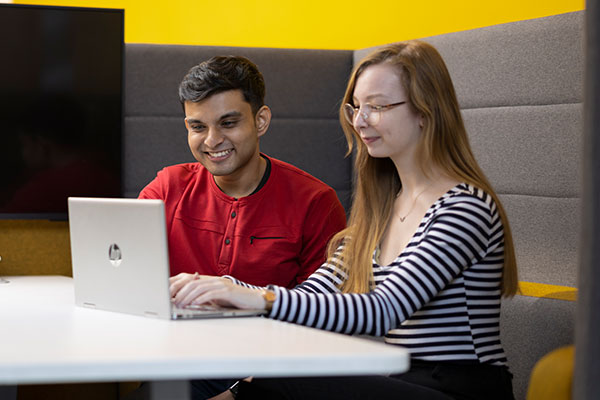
[178,55,266,114]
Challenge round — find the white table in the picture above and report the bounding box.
[0,276,409,398]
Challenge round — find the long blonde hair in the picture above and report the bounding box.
[329,41,518,297]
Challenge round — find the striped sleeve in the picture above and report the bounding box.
[267,193,494,336]
[222,275,262,290]
[293,253,347,294]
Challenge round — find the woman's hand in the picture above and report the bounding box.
[169,272,200,298]
[172,276,266,310]
[169,272,217,298]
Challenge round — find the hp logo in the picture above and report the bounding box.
[108,243,122,267]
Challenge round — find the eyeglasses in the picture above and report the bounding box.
[343,101,407,127]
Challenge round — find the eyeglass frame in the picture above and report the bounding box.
[343,101,407,127]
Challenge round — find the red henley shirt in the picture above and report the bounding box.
[139,155,346,288]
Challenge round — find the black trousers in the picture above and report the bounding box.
[236,360,515,400]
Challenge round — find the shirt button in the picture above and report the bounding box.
[225,239,231,245]
[231,211,236,218]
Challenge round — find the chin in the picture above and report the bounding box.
[206,165,237,177]
[197,159,233,176]
[366,149,390,159]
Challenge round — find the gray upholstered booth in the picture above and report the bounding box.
[355,12,582,400]
[124,11,582,400]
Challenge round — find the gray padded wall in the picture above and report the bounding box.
[124,45,354,210]
[355,12,583,400]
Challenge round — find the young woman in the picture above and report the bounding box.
[171,40,518,400]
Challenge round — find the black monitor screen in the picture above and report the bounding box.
[0,4,123,219]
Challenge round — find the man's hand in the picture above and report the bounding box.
[207,390,235,400]
[172,276,266,310]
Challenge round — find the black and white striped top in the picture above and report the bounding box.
[231,183,508,365]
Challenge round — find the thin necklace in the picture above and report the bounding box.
[396,183,433,222]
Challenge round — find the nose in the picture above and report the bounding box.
[353,109,369,130]
[204,127,224,148]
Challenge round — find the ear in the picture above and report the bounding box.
[183,101,193,130]
[254,105,271,138]
[419,114,425,129]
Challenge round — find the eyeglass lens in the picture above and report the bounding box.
[344,104,379,126]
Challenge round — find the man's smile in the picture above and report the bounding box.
[206,149,233,160]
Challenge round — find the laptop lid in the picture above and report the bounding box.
[69,197,173,318]
[68,197,266,320]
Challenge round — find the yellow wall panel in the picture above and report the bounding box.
[13,0,584,49]
[0,221,72,276]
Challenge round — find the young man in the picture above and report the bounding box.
[139,55,346,291]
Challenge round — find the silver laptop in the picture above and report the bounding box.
[68,197,267,320]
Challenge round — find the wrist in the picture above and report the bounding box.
[228,380,240,398]
[260,289,276,312]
